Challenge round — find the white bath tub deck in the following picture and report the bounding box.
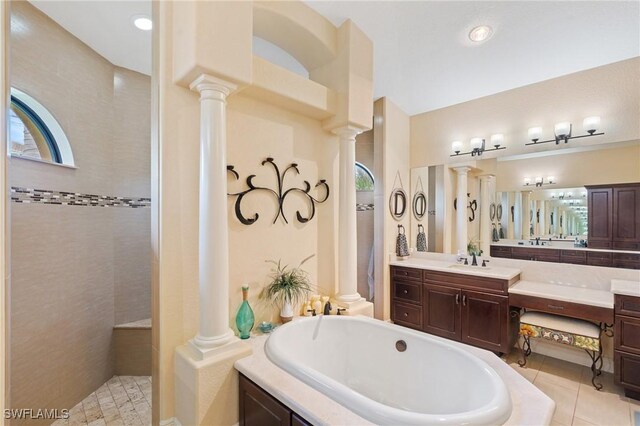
[235,316,554,426]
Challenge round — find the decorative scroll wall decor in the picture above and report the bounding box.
[226,158,329,225]
[453,193,478,222]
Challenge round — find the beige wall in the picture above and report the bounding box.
[410,58,640,169]
[9,1,150,416]
[410,58,640,252]
[381,98,411,320]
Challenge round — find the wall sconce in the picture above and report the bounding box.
[525,116,603,146]
[450,134,506,157]
[524,176,556,187]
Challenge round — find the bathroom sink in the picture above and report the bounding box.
[448,264,492,271]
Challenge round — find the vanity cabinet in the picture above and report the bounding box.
[239,374,312,426]
[490,245,638,269]
[614,294,640,401]
[391,266,519,354]
[587,183,640,251]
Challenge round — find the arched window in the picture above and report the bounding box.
[355,162,374,191]
[9,88,74,166]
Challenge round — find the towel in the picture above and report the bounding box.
[367,245,375,301]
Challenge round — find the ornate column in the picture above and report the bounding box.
[335,126,362,303]
[479,175,495,255]
[538,200,545,237]
[513,192,522,240]
[506,192,515,239]
[189,74,237,354]
[454,167,471,255]
[522,191,531,240]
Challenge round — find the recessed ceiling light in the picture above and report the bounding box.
[468,25,493,43]
[132,15,152,31]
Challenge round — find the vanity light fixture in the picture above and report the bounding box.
[524,176,556,188]
[525,116,603,146]
[450,134,506,157]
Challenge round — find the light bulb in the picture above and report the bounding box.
[470,138,484,150]
[583,116,600,135]
[535,177,543,185]
[547,176,555,184]
[451,141,463,154]
[528,127,542,142]
[554,122,572,139]
[468,25,493,43]
[524,177,532,186]
[490,134,504,148]
[132,16,153,31]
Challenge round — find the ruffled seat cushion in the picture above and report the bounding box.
[519,311,600,352]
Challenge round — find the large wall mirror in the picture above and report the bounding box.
[410,141,640,266]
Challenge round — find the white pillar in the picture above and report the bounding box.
[522,192,531,240]
[506,192,514,239]
[190,74,237,353]
[335,127,362,303]
[454,167,471,255]
[539,200,546,238]
[479,175,494,255]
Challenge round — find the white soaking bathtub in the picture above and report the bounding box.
[265,315,512,425]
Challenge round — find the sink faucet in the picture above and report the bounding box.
[471,253,478,266]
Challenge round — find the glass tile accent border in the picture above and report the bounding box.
[10,187,151,208]
[356,203,374,211]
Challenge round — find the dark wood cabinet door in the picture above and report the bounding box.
[460,290,509,352]
[588,187,613,248]
[423,283,460,340]
[615,315,640,355]
[613,185,640,246]
[240,374,291,426]
[615,351,640,394]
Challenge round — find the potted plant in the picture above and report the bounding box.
[467,237,483,257]
[263,255,314,323]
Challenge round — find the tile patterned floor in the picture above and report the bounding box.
[504,352,640,426]
[52,376,151,426]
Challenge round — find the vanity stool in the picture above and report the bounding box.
[518,311,604,390]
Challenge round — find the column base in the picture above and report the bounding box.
[333,298,374,317]
[175,339,252,426]
[190,328,237,359]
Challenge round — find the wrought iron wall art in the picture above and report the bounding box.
[453,193,478,222]
[496,204,503,221]
[412,176,427,221]
[489,203,496,221]
[226,158,329,225]
[389,171,407,220]
[510,206,515,222]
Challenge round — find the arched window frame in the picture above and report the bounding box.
[9,88,75,167]
[355,162,375,192]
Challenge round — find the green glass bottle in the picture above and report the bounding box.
[236,286,255,339]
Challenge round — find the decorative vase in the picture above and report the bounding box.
[235,286,255,339]
[280,299,294,323]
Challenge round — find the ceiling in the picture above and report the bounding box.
[29,0,151,76]
[27,1,639,116]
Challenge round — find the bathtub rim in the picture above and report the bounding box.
[265,315,513,426]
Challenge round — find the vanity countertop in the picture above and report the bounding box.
[491,242,640,255]
[235,322,554,426]
[390,257,521,280]
[610,279,640,297]
[509,280,614,309]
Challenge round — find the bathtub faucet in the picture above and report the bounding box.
[337,308,347,315]
[307,308,317,316]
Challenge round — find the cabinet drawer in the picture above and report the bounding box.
[511,247,560,263]
[560,250,587,265]
[613,242,640,251]
[393,280,422,304]
[615,315,640,355]
[586,251,613,267]
[392,266,422,282]
[490,246,512,258]
[616,294,640,318]
[392,301,423,329]
[615,350,640,393]
[589,240,612,249]
[613,252,640,269]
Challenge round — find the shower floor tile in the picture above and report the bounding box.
[52,376,151,426]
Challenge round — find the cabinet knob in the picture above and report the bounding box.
[462,294,467,306]
[403,312,408,317]
[403,290,408,294]
[455,294,460,305]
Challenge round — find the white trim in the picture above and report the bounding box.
[0,1,8,423]
[10,87,75,166]
[10,153,77,169]
[160,417,182,426]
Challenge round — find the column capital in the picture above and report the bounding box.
[332,125,363,140]
[478,174,496,182]
[453,166,471,175]
[189,73,238,98]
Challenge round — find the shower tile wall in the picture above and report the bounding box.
[9,2,151,419]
